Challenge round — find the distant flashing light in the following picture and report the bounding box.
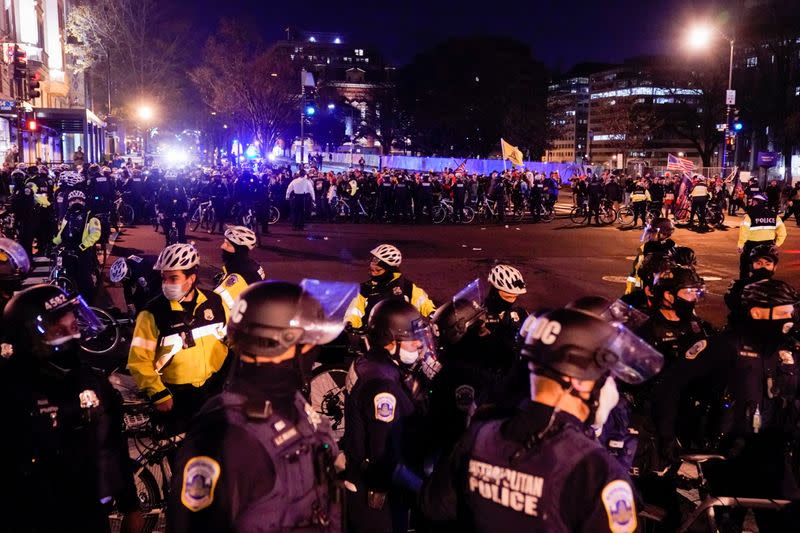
[327,103,336,110]
[306,105,316,116]
[733,122,743,131]
[334,37,341,44]
[309,36,316,42]
[245,145,258,158]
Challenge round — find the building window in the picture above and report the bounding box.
[746,56,758,68]
[796,86,800,96]
[354,48,364,56]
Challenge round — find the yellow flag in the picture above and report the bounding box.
[501,138,524,166]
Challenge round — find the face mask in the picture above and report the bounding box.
[592,376,619,434]
[370,269,393,284]
[750,267,774,281]
[397,345,420,366]
[485,289,512,314]
[236,358,304,403]
[222,250,236,263]
[162,281,189,302]
[748,318,794,339]
[671,296,696,320]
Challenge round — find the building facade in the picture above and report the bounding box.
[587,57,703,169]
[0,0,104,164]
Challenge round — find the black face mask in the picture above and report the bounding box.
[750,267,774,282]
[232,348,315,404]
[671,296,696,321]
[748,318,794,340]
[371,270,394,284]
[222,250,236,264]
[485,289,512,315]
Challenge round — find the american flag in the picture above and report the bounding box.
[454,159,467,174]
[667,153,695,172]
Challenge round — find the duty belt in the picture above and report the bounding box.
[155,322,226,373]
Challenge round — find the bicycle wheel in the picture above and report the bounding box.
[569,206,588,225]
[461,206,476,224]
[309,366,349,442]
[432,205,447,224]
[118,204,134,227]
[335,200,350,221]
[52,275,76,294]
[249,216,261,247]
[81,307,120,354]
[711,208,725,227]
[541,206,555,223]
[268,206,280,224]
[618,207,635,227]
[109,460,162,533]
[599,207,617,225]
[189,206,202,231]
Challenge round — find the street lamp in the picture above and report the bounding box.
[137,105,154,162]
[686,22,735,172]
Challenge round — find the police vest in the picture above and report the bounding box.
[467,418,604,532]
[199,391,341,531]
[62,209,91,247]
[747,206,778,233]
[646,317,709,364]
[360,276,414,324]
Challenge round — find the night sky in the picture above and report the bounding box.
[174,0,728,70]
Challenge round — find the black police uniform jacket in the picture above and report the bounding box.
[420,401,638,532]
[168,390,340,532]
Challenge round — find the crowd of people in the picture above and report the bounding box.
[0,154,799,532]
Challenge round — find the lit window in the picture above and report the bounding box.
[746,56,758,68]
[796,86,800,96]
[309,36,316,43]
[354,49,364,56]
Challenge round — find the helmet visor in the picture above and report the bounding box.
[599,299,649,330]
[598,324,664,384]
[439,278,487,327]
[298,279,359,345]
[0,238,31,277]
[410,317,441,379]
[40,295,104,344]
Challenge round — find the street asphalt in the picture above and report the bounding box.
[104,208,800,329]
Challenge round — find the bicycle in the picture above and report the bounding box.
[189,200,214,232]
[618,202,657,228]
[638,453,794,533]
[432,198,476,224]
[107,371,184,533]
[330,195,370,222]
[0,206,17,239]
[114,194,135,228]
[475,197,522,223]
[240,205,262,247]
[529,199,555,223]
[570,200,616,225]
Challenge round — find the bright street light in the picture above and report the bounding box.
[138,105,154,121]
[327,103,336,110]
[686,24,714,50]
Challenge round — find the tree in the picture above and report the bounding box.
[190,21,300,157]
[397,37,548,158]
[66,0,188,118]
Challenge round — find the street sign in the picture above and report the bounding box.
[716,123,728,131]
[726,90,736,106]
[0,99,15,112]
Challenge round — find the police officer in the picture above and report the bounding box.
[29,165,56,255]
[343,298,440,533]
[108,254,161,316]
[688,177,710,230]
[393,176,412,223]
[626,217,676,295]
[167,280,349,532]
[483,264,529,372]
[586,174,605,225]
[420,307,663,532]
[376,175,395,222]
[9,178,38,256]
[127,243,230,434]
[530,173,545,222]
[0,237,30,329]
[452,174,467,223]
[207,171,229,234]
[630,178,651,228]
[344,244,435,329]
[213,225,265,310]
[0,285,138,532]
[52,190,102,299]
[416,174,434,223]
[725,243,779,325]
[157,178,189,245]
[652,279,800,530]
[737,193,786,279]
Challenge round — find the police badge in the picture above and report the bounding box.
[181,456,221,511]
[204,308,214,321]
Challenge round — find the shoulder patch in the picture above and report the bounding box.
[204,308,214,321]
[226,274,239,287]
[685,339,707,360]
[181,456,221,512]
[257,266,266,279]
[601,479,637,533]
[373,392,396,423]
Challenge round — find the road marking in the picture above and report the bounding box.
[602,275,628,283]
[701,275,722,281]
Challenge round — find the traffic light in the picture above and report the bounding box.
[12,46,27,80]
[305,105,316,116]
[27,118,37,131]
[303,86,316,117]
[27,72,40,100]
[733,122,743,131]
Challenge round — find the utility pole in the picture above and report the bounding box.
[300,70,305,167]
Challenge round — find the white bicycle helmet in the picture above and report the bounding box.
[153,243,199,271]
[224,225,257,250]
[488,264,527,295]
[370,244,402,267]
[109,257,130,283]
[68,190,86,202]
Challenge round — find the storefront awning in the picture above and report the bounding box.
[33,107,106,133]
